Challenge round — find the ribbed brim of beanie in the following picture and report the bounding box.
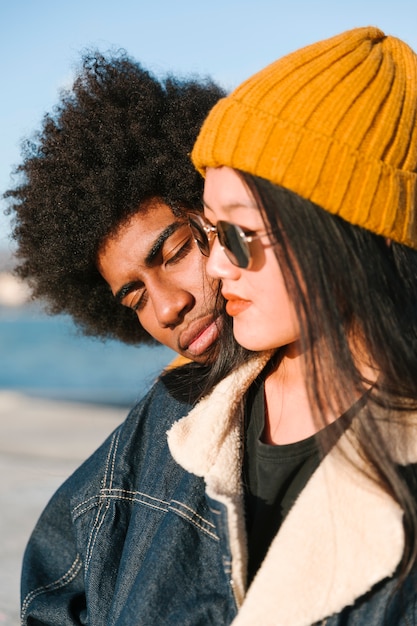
[192,26,417,248]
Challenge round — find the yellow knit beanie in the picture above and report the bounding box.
[192,26,417,248]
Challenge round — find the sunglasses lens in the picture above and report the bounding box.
[189,217,210,256]
[217,221,250,269]
[190,217,252,268]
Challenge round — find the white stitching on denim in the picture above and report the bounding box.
[85,434,119,571]
[72,496,100,520]
[85,500,110,571]
[170,499,216,529]
[21,554,82,623]
[100,490,218,539]
[209,506,221,517]
[105,492,167,512]
[73,430,220,567]
[168,505,219,540]
[73,494,98,513]
[74,488,219,541]
[85,501,105,568]
[102,430,120,489]
[101,488,168,506]
[108,431,119,489]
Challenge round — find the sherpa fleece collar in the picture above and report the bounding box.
[168,354,417,626]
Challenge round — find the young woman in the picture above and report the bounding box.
[167,26,417,624]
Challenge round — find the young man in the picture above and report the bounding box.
[5,52,248,624]
[5,51,224,362]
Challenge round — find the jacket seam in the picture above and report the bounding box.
[84,433,120,570]
[168,502,219,540]
[21,554,83,623]
[104,492,167,512]
[72,496,101,519]
[85,500,110,572]
[102,430,120,489]
[72,489,219,541]
[101,487,168,507]
[170,499,216,529]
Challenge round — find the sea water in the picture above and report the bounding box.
[0,304,175,407]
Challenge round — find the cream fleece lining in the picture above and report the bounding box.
[168,354,417,625]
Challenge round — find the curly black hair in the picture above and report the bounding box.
[4,51,225,345]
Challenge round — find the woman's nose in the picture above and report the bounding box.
[206,237,241,281]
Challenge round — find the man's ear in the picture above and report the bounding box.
[386,238,392,247]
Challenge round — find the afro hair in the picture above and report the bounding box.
[4,51,225,344]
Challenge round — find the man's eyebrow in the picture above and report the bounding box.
[115,280,144,304]
[114,221,185,304]
[145,221,184,265]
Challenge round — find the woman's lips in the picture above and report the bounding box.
[224,295,251,317]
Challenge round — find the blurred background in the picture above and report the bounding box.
[0,1,416,624]
[0,297,173,408]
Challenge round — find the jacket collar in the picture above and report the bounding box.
[168,354,417,625]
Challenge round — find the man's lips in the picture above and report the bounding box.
[179,315,221,357]
[223,293,251,317]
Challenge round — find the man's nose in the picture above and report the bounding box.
[152,284,194,328]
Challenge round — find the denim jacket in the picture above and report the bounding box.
[21,363,238,625]
[22,356,417,625]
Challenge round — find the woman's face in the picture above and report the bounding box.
[203,166,300,353]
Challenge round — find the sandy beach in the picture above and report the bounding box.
[0,391,127,626]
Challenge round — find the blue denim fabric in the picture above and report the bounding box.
[21,373,238,625]
[21,367,417,625]
[321,567,417,626]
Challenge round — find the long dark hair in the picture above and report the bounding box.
[241,171,417,579]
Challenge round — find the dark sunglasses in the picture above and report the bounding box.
[189,214,264,269]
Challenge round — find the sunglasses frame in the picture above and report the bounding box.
[189,214,263,269]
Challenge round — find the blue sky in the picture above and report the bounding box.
[1,0,416,250]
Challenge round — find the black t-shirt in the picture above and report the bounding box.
[243,377,361,584]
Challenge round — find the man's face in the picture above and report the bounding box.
[97,198,221,363]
